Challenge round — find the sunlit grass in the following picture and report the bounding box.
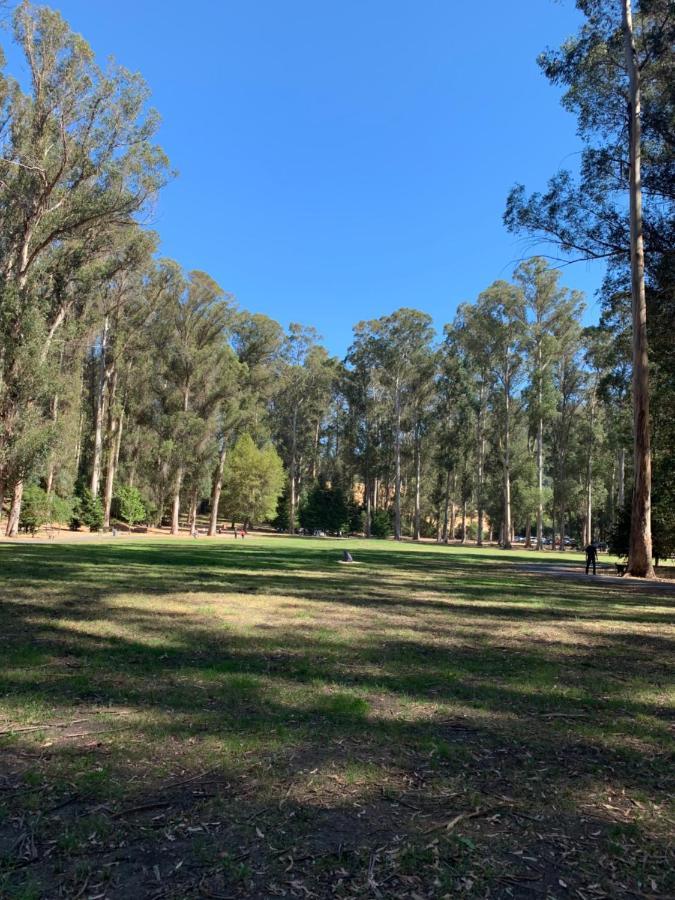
[0,536,673,898]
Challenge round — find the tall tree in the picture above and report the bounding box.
[515,258,584,550]
[505,0,673,574]
[347,309,434,540]
[0,2,168,534]
[474,282,526,549]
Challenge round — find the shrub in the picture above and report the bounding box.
[370,508,392,538]
[70,488,104,532]
[19,484,51,534]
[113,485,146,528]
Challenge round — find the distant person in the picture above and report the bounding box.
[585,542,598,575]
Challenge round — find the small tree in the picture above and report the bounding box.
[19,484,51,534]
[71,488,104,532]
[114,486,146,529]
[370,509,392,539]
[220,434,284,527]
[299,484,350,534]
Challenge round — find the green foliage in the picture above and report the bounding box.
[113,485,146,528]
[221,434,285,526]
[370,508,392,539]
[19,484,51,534]
[49,493,74,525]
[299,484,350,534]
[609,492,675,565]
[71,488,104,532]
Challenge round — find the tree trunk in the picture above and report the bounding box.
[413,430,421,540]
[188,488,198,535]
[6,480,23,536]
[559,501,565,551]
[502,391,513,550]
[0,473,5,526]
[536,413,544,550]
[449,473,457,541]
[208,444,227,536]
[103,407,124,529]
[623,0,653,578]
[476,388,485,545]
[461,499,467,544]
[525,519,532,548]
[289,406,298,535]
[90,316,110,497]
[585,454,592,547]
[618,447,625,509]
[442,468,451,543]
[171,467,183,535]
[394,381,402,540]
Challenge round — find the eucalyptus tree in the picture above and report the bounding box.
[0,2,168,533]
[347,309,434,540]
[270,325,335,534]
[155,270,237,534]
[203,312,279,535]
[505,0,674,575]
[449,306,493,545]
[474,282,527,549]
[515,258,584,550]
[550,324,586,549]
[408,346,437,540]
[341,342,388,537]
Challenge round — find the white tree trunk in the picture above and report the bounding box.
[413,431,422,540]
[171,467,182,536]
[209,443,227,536]
[394,381,402,540]
[90,316,110,497]
[536,413,544,550]
[103,408,124,529]
[6,480,23,536]
[623,0,654,578]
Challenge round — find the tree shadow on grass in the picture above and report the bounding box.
[1,540,673,898]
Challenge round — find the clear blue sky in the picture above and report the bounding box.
[28,0,606,354]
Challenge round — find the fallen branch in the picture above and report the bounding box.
[424,805,501,834]
[112,800,173,819]
[537,713,589,720]
[0,718,91,736]
[59,725,134,739]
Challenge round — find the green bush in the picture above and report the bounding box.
[370,508,392,538]
[70,488,104,532]
[19,484,51,534]
[299,483,350,534]
[113,485,146,528]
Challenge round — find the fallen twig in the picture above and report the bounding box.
[112,800,173,819]
[423,805,501,834]
[537,713,589,720]
[0,718,91,736]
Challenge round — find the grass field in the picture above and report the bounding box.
[0,536,673,899]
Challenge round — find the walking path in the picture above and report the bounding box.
[513,560,675,594]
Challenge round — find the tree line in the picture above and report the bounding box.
[0,2,672,574]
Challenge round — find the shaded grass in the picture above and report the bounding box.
[0,536,673,898]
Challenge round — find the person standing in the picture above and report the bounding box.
[585,542,598,575]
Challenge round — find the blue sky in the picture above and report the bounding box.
[17,1,605,355]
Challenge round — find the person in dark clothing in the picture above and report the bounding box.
[585,543,598,575]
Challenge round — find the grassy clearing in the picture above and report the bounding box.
[0,536,673,899]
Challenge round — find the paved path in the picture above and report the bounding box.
[512,561,675,594]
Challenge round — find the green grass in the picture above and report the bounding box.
[0,535,673,898]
